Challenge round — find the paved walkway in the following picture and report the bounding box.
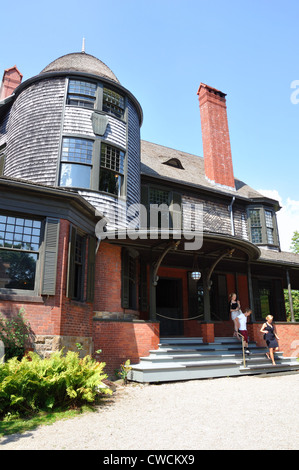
[1,372,298,450]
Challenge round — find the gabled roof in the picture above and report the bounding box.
[140,140,279,205]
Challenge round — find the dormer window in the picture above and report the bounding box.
[67,79,97,109]
[162,158,184,169]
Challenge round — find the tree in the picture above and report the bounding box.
[290,230,299,254]
[284,231,299,322]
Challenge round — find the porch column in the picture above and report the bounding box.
[286,269,295,322]
[149,263,157,321]
[202,268,211,322]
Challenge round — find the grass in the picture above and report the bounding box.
[0,405,96,438]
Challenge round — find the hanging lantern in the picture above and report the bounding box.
[191,271,201,280]
[191,254,201,280]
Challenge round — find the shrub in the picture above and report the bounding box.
[0,350,112,419]
[0,309,34,360]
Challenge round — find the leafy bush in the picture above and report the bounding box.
[0,309,34,360]
[0,350,112,419]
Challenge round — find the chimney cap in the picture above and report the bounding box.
[197,82,226,98]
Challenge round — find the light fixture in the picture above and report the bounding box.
[191,254,201,280]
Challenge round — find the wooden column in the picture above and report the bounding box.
[286,269,295,322]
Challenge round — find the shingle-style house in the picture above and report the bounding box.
[0,51,298,379]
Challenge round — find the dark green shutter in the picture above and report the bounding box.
[170,192,182,230]
[121,248,130,308]
[41,218,60,295]
[86,235,96,302]
[66,224,77,299]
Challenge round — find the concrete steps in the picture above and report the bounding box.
[129,337,299,383]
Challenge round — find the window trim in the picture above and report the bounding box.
[65,78,127,122]
[0,213,45,296]
[247,206,279,247]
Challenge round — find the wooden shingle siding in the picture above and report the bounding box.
[78,190,127,229]
[182,195,249,240]
[63,107,95,137]
[127,99,141,210]
[104,116,126,148]
[5,78,65,185]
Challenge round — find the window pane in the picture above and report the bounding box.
[60,163,91,189]
[149,188,170,205]
[267,228,274,244]
[265,210,273,228]
[101,143,124,173]
[67,80,96,109]
[0,250,37,290]
[249,209,261,227]
[61,138,93,164]
[103,88,124,118]
[99,168,121,195]
[0,215,41,251]
[251,227,262,244]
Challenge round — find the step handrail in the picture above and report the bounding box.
[236,332,246,368]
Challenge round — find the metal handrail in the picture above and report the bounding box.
[236,331,246,368]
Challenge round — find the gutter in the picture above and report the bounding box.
[228,196,236,236]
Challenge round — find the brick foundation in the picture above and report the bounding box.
[92,320,159,377]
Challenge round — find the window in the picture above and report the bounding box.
[66,225,96,302]
[59,137,93,189]
[248,209,262,244]
[0,215,42,291]
[121,248,137,309]
[103,88,125,119]
[67,80,96,109]
[73,234,85,300]
[162,158,184,169]
[265,210,274,244]
[141,185,182,230]
[99,143,125,196]
[248,207,278,246]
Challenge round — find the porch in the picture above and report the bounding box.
[129,336,299,383]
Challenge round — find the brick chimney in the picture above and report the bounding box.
[0,66,23,100]
[197,83,235,189]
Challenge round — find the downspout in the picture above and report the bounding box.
[228,196,236,236]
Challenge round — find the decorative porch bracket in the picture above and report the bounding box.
[149,240,181,321]
[152,240,181,286]
[202,248,235,323]
[206,248,235,290]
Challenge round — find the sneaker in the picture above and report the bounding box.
[245,349,251,355]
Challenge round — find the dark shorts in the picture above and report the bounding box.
[239,330,248,342]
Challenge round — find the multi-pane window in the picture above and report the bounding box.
[248,209,262,244]
[99,143,125,196]
[103,88,125,119]
[67,80,97,109]
[265,210,274,244]
[73,234,85,300]
[59,138,93,189]
[0,215,42,291]
[149,188,170,206]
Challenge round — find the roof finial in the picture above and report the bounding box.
[81,37,86,53]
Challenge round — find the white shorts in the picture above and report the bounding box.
[231,310,240,321]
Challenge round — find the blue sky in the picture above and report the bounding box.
[1,0,298,250]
